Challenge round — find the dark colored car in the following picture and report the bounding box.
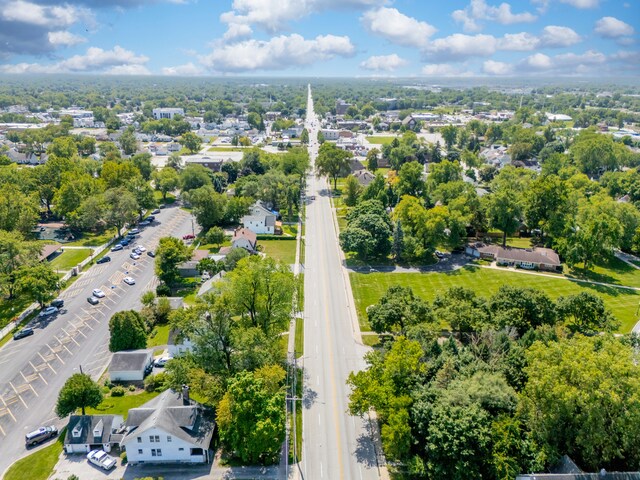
[182,234,195,240]
[50,299,64,308]
[152,209,161,214]
[13,327,34,340]
[147,251,156,258]
[159,204,166,209]
[87,296,99,305]
[120,238,131,246]
[96,256,111,264]
[146,215,155,222]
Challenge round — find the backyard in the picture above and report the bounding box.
[85,390,160,419]
[350,266,640,333]
[260,239,297,264]
[365,136,398,145]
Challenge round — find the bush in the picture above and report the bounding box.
[110,386,125,397]
[103,379,113,389]
[120,452,127,465]
[156,284,171,297]
[144,372,168,392]
[128,384,136,391]
[67,475,80,480]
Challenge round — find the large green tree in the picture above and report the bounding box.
[109,310,148,352]
[316,142,352,189]
[152,167,180,201]
[18,262,59,308]
[155,236,189,286]
[179,132,202,154]
[0,230,40,300]
[56,373,103,417]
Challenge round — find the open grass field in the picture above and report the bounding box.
[3,429,64,480]
[147,323,171,348]
[0,294,32,329]
[350,266,640,333]
[85,391,160,419]
[49,248,92,271]
[366,136,397,145]
[566,256,640,289]
[208,146,245,152]
[260,239,296,264]
[65,230,114,247]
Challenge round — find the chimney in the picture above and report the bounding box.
[182,384,190,405]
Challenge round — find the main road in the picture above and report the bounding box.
[302,86,382,479]
[0,204,196,478]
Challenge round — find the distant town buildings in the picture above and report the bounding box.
[152,108,185,120]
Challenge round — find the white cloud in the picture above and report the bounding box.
[0,45,149,74]
[425,33,497,60]
[359,54,408,71]
[220,0,386,32]
[539,25,582,47]
[497,32,539,51]
[48,30,86,47]
[452,0,536,32]
[161,62,205,76]
[520,49,607,75]
[0,0,87,27]
[222,23,253,42]
[421,63,472,76]
[594,16,634,38]
[361,7,436,48]
[200,33,355,72]
[483,59,513,75]
[532,0,599,12]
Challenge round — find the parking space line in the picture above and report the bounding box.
[61,329,80,346]
[0,423,6,436]
[46,345,65,364]
[20,373,39,396]
[9,383,27,408]
[29,361,50,384]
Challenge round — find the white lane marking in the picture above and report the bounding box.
[320,462,323,478]
[318,413,321,426]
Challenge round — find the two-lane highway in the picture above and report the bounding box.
[302,86,381,479]
[0,204,196,478]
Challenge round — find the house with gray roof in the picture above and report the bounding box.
[64,414,125,453]
[241,201,277,235]
[108,350,152,382]
[466,243,562,272]
[121,388,214,464]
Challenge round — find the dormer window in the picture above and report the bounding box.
[72,424,82,438]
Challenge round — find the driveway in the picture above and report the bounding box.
[51,451,125,480]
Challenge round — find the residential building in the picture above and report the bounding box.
[152,108,185,120]
[465,243,562,272]
[121,388,215,464]
[108,350,153,382]
[241,202,277,235]
[335,99,352,115]
[353,170,375,187]
[321,129,340,141]
[64,415,125,454]
[167,328,195,357]
[231,227,257,252]
[402,115,417,129]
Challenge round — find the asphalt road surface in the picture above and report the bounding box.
[302,86,381,480]
[0,204,197,478]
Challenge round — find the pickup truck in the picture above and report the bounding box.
[87,449,117,470]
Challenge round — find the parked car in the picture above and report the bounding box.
[13,327,34,340]
[50,299,64,308]
[123,277,135,285]
[136,245,146,252]
[87,450,117,470]
[154,356,172,367]
[39,306,58,318]
[139,220,151,227]
[87,296,99,305]
[130,252,140,260]
[25,426,58,447]
[147,251,156,258]
[133,247,141,255]
[182,234,195,240]
[128,228,140,235]
[152,209,161,214]
[92,288,106,298]
[96,256,111,264]
[111,244,123,252]
[146,215,155,222]
[159,204,166,209]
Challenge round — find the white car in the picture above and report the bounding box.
[39,306,58,318]
[136,245,146,252]
[87,449,117,470]
[154,356,172,367]
[130,252,140,260]
[92,289,106,298]
[123,277,135,285]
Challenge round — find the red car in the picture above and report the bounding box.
[182,234,195,240]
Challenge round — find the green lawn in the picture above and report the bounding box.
[49,248,92,271]
[4,429,64,480]
[350,266,640,333]
[147,323,171,348]
[366,136,397,145]
[260,239,297,264]
[66,231,114,247]
[208,146,245,152]
[282,224,298,237]
[566,256,640,289]
[362,334,381,348]
[295,315,304,356]
[85,391,159,419]
[0,294,32,329]
[153,190,176,204]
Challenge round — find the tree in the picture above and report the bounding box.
[523,174,570,239]
[109,310,148,352]
[205,226,225,247]
[487,285,557,335]
[179,132,202,154]
[556,292,619,334]
[180,164,212,192]
[152,167,180,201]
[367,148,379,172]
[484,187,522,247]
[18,262,59,308]
[521,335,640,471]
[119,128,137,155]
[432,286,489,332]
[188,185,228,230]
[441,125,458,150]
[316,142,351,189]
[300,128,309,144]
[0,184,40,235]
[317,130,325,144]
[0,230,40,300]
[339,227,376,259]
[155,236,189,286]
[223,247,249,271]
[216,367,286,464]
[343,175,361,207]
[225,256,295,333]
[55,373,103,417]
[367,285,431,334]
[395,161,426,199]
[103,187,138,237]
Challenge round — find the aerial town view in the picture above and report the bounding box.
[0,0,639,479]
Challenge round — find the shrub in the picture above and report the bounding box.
[103,379,113,389]
[120,452,127,465]
[110,386,125,397]
[144,372,168,392]
[156,284,171,297]
[128,384,136,392]
[67,475,80,480]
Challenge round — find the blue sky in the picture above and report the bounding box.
[0,0,638,77]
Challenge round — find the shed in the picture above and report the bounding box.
[109,350,152,382]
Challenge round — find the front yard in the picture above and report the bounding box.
[260,239,297,264]
[49,248,92,271]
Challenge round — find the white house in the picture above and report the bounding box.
[231,227,257,252]
[64,415,124,454]
[167,328,195,357]
[241,202,277,235]
[153,108,185,120]
[321,129,340,141]
[108,350,152,382]
[121,388,214,464]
